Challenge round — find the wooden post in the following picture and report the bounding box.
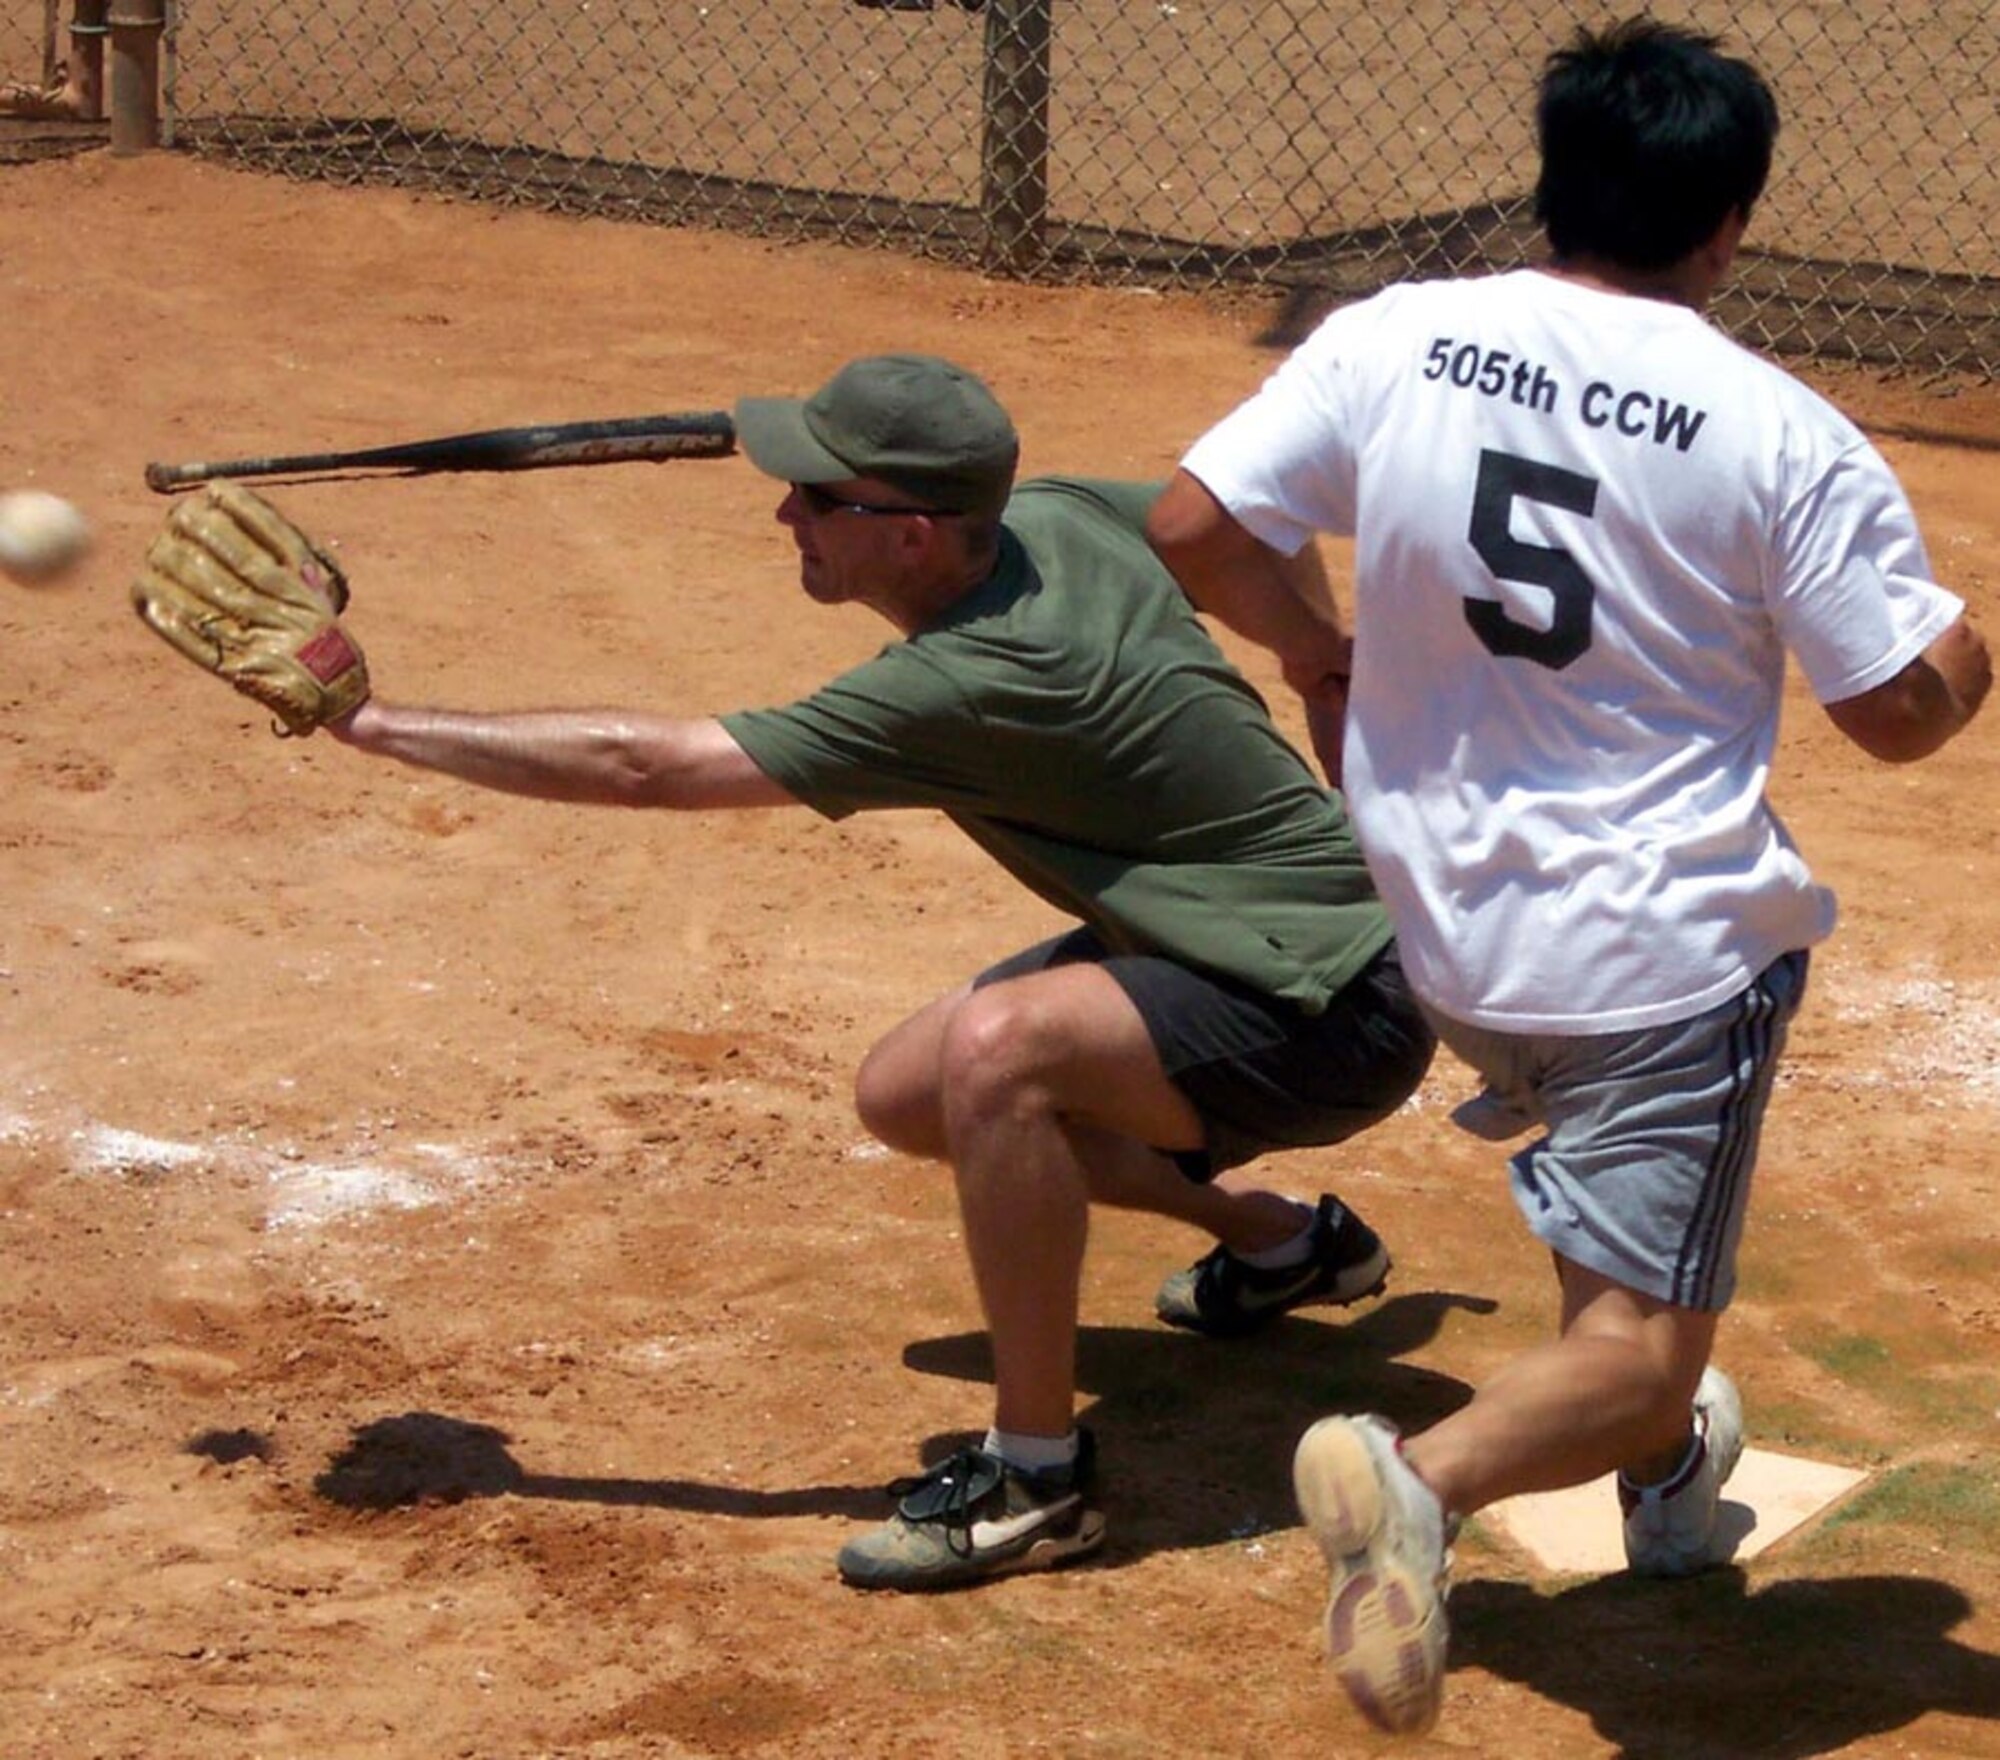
[108,0,164,153]
[978,0,1052,275]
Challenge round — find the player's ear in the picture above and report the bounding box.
[903,512,954,559]
[1705,208,1749,272]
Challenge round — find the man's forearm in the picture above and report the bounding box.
[1826,616,1992,763]
[1931,614,1994,729]
[1147,470,1351,696]
[330,702,793,810]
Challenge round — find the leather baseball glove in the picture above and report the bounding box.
[132,482,370,737]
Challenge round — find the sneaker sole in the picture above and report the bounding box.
[1323,1242,1393,1309]
[1293,1419,1443,1737]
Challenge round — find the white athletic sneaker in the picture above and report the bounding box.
[1292,1414,1451,1736]
[1619,1365,1746,1577]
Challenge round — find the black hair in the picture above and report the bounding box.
[1534,17,1780,271]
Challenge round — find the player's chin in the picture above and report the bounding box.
[797,562,847,605]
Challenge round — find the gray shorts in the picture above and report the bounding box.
[1424,950,1810,1312]
[977,930,1435,1180]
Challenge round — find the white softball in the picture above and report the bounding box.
[0,489,93,585]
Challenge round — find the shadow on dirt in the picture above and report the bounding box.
[306,1289,1489,1552]
[1453,1569,2000,1759]
[900,1288,1492,1554]
[312,1411,886,1520]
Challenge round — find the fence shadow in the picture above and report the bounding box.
[168,119,2000,381]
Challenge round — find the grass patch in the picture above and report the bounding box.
[1794,1327,1996,1420]
[1801,1330,1895,1383]
[1742,1397,1879,1463]
[1811,1461,2000,1550]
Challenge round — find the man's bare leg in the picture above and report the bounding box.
[1289,1258,1721,1735]
[927,963,1209,1436]
[834,965,1207,1590]
[1403,1256,1718,1514]
[857,978,1314,1258]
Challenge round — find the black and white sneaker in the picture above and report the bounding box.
[1155,1194,1390,1337]
[837,1430,1104,1591]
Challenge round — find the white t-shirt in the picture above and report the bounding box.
[1182,269,1964,1033]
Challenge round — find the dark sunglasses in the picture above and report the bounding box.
[790,481,961,519]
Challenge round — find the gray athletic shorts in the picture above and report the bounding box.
[976,929,1436,1180]
[1424,949,1810,1313]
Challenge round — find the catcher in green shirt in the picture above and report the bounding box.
[327,353,1435,1590]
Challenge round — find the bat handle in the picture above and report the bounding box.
[145,461,204,492]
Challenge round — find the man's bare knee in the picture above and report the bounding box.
[937,989,1062,1129]
[854,1034,946,1159]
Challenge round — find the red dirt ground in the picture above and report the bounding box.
[2,148,1999,1759]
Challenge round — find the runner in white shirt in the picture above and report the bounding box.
[1148,17,1990,1738]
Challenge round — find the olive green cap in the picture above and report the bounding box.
[734,353,1019,516]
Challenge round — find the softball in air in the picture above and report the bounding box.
[0,489,93,585]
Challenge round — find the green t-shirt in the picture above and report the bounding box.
[721,476,1391,1013]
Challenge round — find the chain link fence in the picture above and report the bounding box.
[7,0,1998,374]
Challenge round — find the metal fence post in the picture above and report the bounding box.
[108,0,164,152]
[979,0,1051,274]
[66,0,107,120]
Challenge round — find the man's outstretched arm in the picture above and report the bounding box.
[330,702,799,811]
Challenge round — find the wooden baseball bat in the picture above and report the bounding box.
[143,411,737,494]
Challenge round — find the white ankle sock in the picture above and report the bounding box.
[1237,1198,1318,1269]
[1619,1423,1704,1496]
[986,1427,1078,1473]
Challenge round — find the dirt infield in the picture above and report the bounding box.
[2,148,1999,1759]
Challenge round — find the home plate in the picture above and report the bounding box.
[1483,1448,1869,1575]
